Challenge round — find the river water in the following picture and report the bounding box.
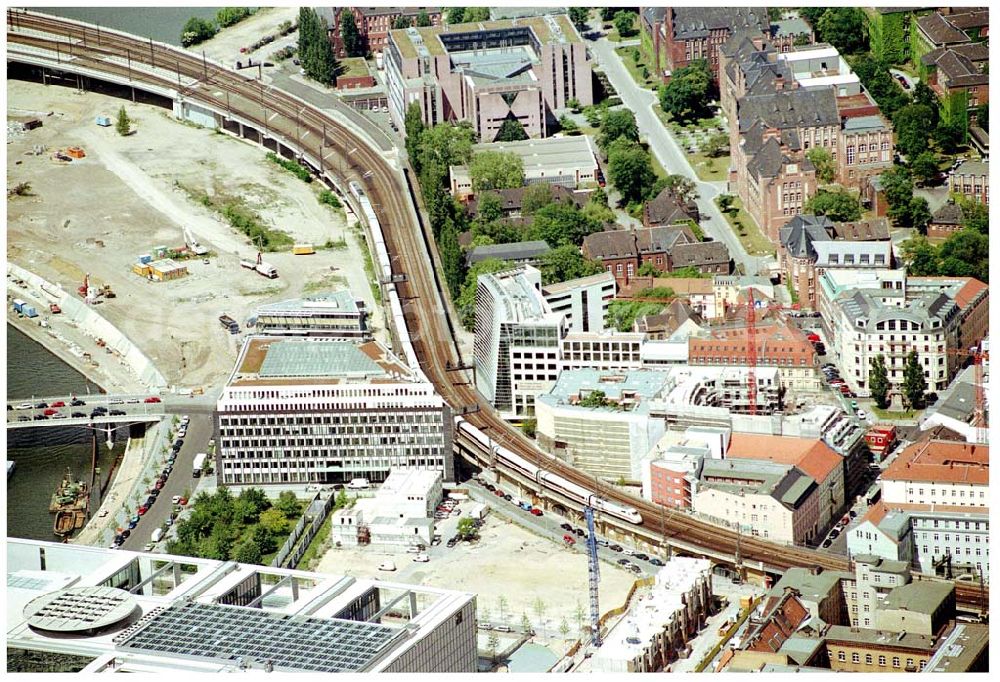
[6,325,126,541]
[26,6,222,46]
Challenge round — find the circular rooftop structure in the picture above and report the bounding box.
[23,586,139,635]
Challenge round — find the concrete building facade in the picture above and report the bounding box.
[541,271,615,334]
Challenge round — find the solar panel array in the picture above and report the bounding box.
[115,602,403,672]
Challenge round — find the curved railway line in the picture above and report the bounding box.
[6,10,985,610]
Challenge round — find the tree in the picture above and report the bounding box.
[663,174,698,204]
[538,244,604,285]
[880,165,915,223]
[806,147,835,184]
[417,123,475,174]
[470,151,524,192]
[902,350,927,410]
[869,354,890,409]
[404,102,426,170]
[913,81,939,120]
[520,418,536,438]
[717,193,735,213]
[216,7,253,28]
[521,612,533,634]
[558,115,579,134]
[238,487,271,515]
[574,600,586,634]
[607,138,656,204]
[335,488,349,509]
[258,508,289,535]
[339,10,363,57]
[598,109,639,150]
[529,201,603,247]
[497,595,509,622]
[567,97,581,113]
[416,10,432,27]
[532,597,547,635]
[900,236,939,276]
[703,132,729,158]
[464,7,490,22]
[613,10,637,39]
[658,60,712,123]
[457,517,477,540]
[637,261,663,277]
[276,491,301,517]
[805,188,862,222]
[975,103,988,130]
[231,498,258,526]
[559,617,571,639]
[457,258,512,329]
[908,196,932,234]
[600,8,617,22]
[446,7,465,24]
[568,7,589,28]
[892,104,936,159]
[393,15,412,30]
[521,183,554,215]
[231,538,262,564]
[115,106,131,136]
[800,8,827,28]
[299,9,337,85]
[578,390,610,408]
[607,299,666,331]
[582,189,615,223]
[816,8,867,54]
[958,198,988,234]
[250,523,277,554]
[494,117,528,142]
[439,216,465,298]
[933,119,964,154]
[487,631,500,661]
[910,152,940,186]
[937,228,989,282]
[181,17,217,46]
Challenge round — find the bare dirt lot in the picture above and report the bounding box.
[316,508,638,644]
[7,79,385,388]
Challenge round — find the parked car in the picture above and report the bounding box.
[630,565,643,574]
[446,538,458,548]
[616,558,631,566]
[378,561,396,572]
[144,396,161,403]
[72,412,86,418]
[856,409,868,420]
[634,553,649,561]
[413,553,430,563]
[51,400,65,408]
[495,624,513,633]
[610,544,623,553]
[71,398,86,406]
[623,548,636,556]
[560,523,573,531]
[563,535,576,545]
[110,409,127,416]
[530,508,543,516]
[478,622,492,631]
[649,558,665,567]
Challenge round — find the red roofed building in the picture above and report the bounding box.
[743,589,812,654]
[880,439,988,509]
[865,425,897,461]
[727,433,846,534]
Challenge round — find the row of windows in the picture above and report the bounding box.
[916,519,985,530]
[923,546,985,557]
[907,488,987,499]
[691,356,810,366]
[836,651,919,669]
[827,252,886,265]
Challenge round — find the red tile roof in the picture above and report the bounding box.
[727,434,841,484]
[953,277,988,312]
[859,500,888,527]
[882,439,989,485]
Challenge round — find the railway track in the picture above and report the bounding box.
[7,11,987,607]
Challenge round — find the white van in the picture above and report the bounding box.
[151,528,164,543]
[347,478,370,490]
[378,560,396,572]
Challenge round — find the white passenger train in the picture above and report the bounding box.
[348,181,642,526]
[455,417,644,525]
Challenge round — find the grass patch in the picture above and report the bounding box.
[266,152,313,183]
[356,232,382,304]
[714,195,775,257]
[615,45,658,89]
[318,189,342,208]
[298,513,334,570]
[303,271,348,294]
[870,405,919,420]
[337,56,371,80]
[176,182,293,251]
[688,151,730,182]
[319,236,348,250]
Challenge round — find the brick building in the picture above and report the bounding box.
[643,187,699,227]
[332,7,443,57]
[659,7,770,81]
[949,159,989,205]
[581,226,730,288]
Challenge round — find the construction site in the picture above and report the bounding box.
[6,79,385,388]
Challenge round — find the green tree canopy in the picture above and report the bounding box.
[613,10,637,38]
[902,350,927,410]
[393,15,412,29]
[658,59,713,123]
[607,138,656,204]
[181,17,218,46]
[568,7,589,28]
[806,147,835,184]
[816,8,867,54]
[662,174,698,204]
[339,10,363,57]
[216,8,253,28]
[416,10,432,27]
[869,354,890,409]
[275,491,301,517]
[457,258,512,329]
[418,122,475,174]
[464,7,490,22]
[457,517,478,539]
[447,7,465,24]
[258,508,289,535]
[470,151,525,192]
[958,198,988,234]
[908,196,932,234]
[805,188,862,222]
[937,229,989,282]
[521,183,554,215]
[439,215,466,298]
[598,109,639,150]
[231,538,262,564]
[910,152,941,186]
[578,390,610,408]
[495,117,529,142]
[115,106,131,136]
[404,101,426,170]
[538,244,604,285]
[529,201,603,247]
[892,104,937,159]
[637,261,663,277]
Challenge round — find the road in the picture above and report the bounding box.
[120,413,213,551]
[588,36,772,277]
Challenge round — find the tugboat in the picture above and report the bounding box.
[50,469,89,538]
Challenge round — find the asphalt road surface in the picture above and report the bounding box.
[120,413,214,551]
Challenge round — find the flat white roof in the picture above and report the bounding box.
[779,46,839,62]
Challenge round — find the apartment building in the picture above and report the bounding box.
[846,555,913,630]
[635,300,706,341]
[819,269,962,396]
[7,539,477,673]
[473,265,564,419]
[541,271,615,334]
[535,369,670,481]
[688,319,821,391]
[847,502,915,567]
[332,7,443,57]
[948,159,989,205]
[253,291,369,340]
[643,442,709,510]
[778,214,893,309]
[581,226,730,288]
[216,338,453,486]
[450,136,600,198]
[386,14,592,140]
[907,276,989,353]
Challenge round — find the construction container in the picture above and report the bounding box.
[66,146,86,159]
[138,254,152,264]
[740,596,753,610]
[95,116,112,127]
[22,305,38,318]
[132,263,152,278]
[152,245,168,258]
[292,244,315,255]
[12,298,26,314]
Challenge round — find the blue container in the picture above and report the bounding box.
[95,116,111,127]
[23,305,38,318]
[139,254,152,264]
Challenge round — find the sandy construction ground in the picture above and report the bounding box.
[193,7,300,68]
[316,509,638,642]
[7,79,385,389]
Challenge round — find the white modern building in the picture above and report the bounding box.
[216,338,453,487]
[541,271,615,334]
[777,44,862,95]
[535,369,671,481]
[560,330,645,371]
[373,469,444,519]
[846,503,915,568]
[6,539,477,673]
[474,265,564,419]
[819,269,962,396]
[593,558,713,673]
[254,290,369,339]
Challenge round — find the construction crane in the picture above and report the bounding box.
[77,272,89,297]
[584,504,602,647]
[944,345,989,444]
[746,288,758,416]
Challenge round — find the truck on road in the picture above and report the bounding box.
[192,453,207,478]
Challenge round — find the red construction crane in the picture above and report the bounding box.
[77,272,89,297]
[746,288,758,416]
[944,345,989,444]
